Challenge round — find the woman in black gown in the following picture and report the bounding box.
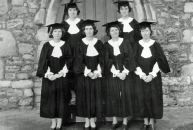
[74,20,103,130]
[61,2,84,95]
[134,22,170,130]
[103,21,136,130]
[114,1,141,49]
[36,23,72,130]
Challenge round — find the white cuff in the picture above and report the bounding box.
[58,64,68,77]
[110,65,120,77]
[122,66,129,75]
[135,67,146,79]
[149,62,159,78]
[84,66,91,77]
[93,64,102,77]
[44,67,54,78]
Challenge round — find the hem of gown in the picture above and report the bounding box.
[40,115,63,119]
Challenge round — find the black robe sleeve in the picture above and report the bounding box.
[96,40,104,75]
[36,43,49,77]
[154,42,170,73]
[104,42,114,76]
[133,19,142,42]
[73,41,86,75]
[63,42,72,70]
[123,39,136,72]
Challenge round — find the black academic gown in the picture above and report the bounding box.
[36,41,72,118]
[118,18,141,49]
[74,39,104,118]
[134,40,170,119]
[104,38,136,117]
[61,19,84,90]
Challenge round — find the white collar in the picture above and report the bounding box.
[66,18,81,25]
[108,38,123,56]
[139,39,155,58]
[66,18,81,34]
[118,17,133,23]
[82,37,99,57]
[49,40,65,58]
[118,17,133,33]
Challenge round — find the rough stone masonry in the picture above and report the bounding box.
[0,0,193,111]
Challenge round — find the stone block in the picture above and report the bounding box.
[0,30,17,57]
[7,89,23,97]
[181,63,193,76]
[7,19,24,29]
[27,0,39,9]
[24,89,33,97]
[36,27,49,41]
[19,98,33,106]
[0,98,8,107]
[16,73,29,80]
[21,65,32,71]
[163,95,176,106]
[35,96,41,102]
[11,6,28,14]
[19,105,33,110]
[12,80,33,89]
[34,88,41,95]
[18,43,34,54]
[0,0,9,15]
[41,0,49,8]
[34,81,41,88]
[0,59,4,79]
[7,102,18,109]
[184,2,193,12]
[162,44,179,52]
[0,81,12,88]
[182,14,191,20]
[5,66,20,72]
[0,91,6,99]
[183,29,193,43]
[11,0,24,5]
[9,97,19,103]
[23,54,34,60]
[191,17,193,27]
[34,9,46,25]
[162,76,191,86]
[5,73,16,80]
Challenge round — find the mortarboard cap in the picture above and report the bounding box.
[139,21,156,29]
[102,21,122,31]
[61,1,81,8]
[82,19,100,26]
[114,1,133,12]
[46,23,64,33]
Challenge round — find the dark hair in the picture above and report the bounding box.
[139,26,153,36]
[118,3,132,13]
[106,25,122,38]
[49,27,66,39]
[81,23,98,37]
[67,5,80,16]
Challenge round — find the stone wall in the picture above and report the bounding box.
[0,0,193,111]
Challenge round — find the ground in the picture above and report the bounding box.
[0,107,193,130]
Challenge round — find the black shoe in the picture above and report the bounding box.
[84,126,90,130]
[110,123,118,130]
[91,126,96,130]
[56,127,61,130]
[122,124,127,130]
[148,124,155,130]
[50,128,56,130]
[141,124,148,130]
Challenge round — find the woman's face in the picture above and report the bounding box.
[84,25,94,37]
[141,27,151,39]
[68,8,78,18]
[109,27,119,38]
[120,6,129,17]
[52,29,62,40]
